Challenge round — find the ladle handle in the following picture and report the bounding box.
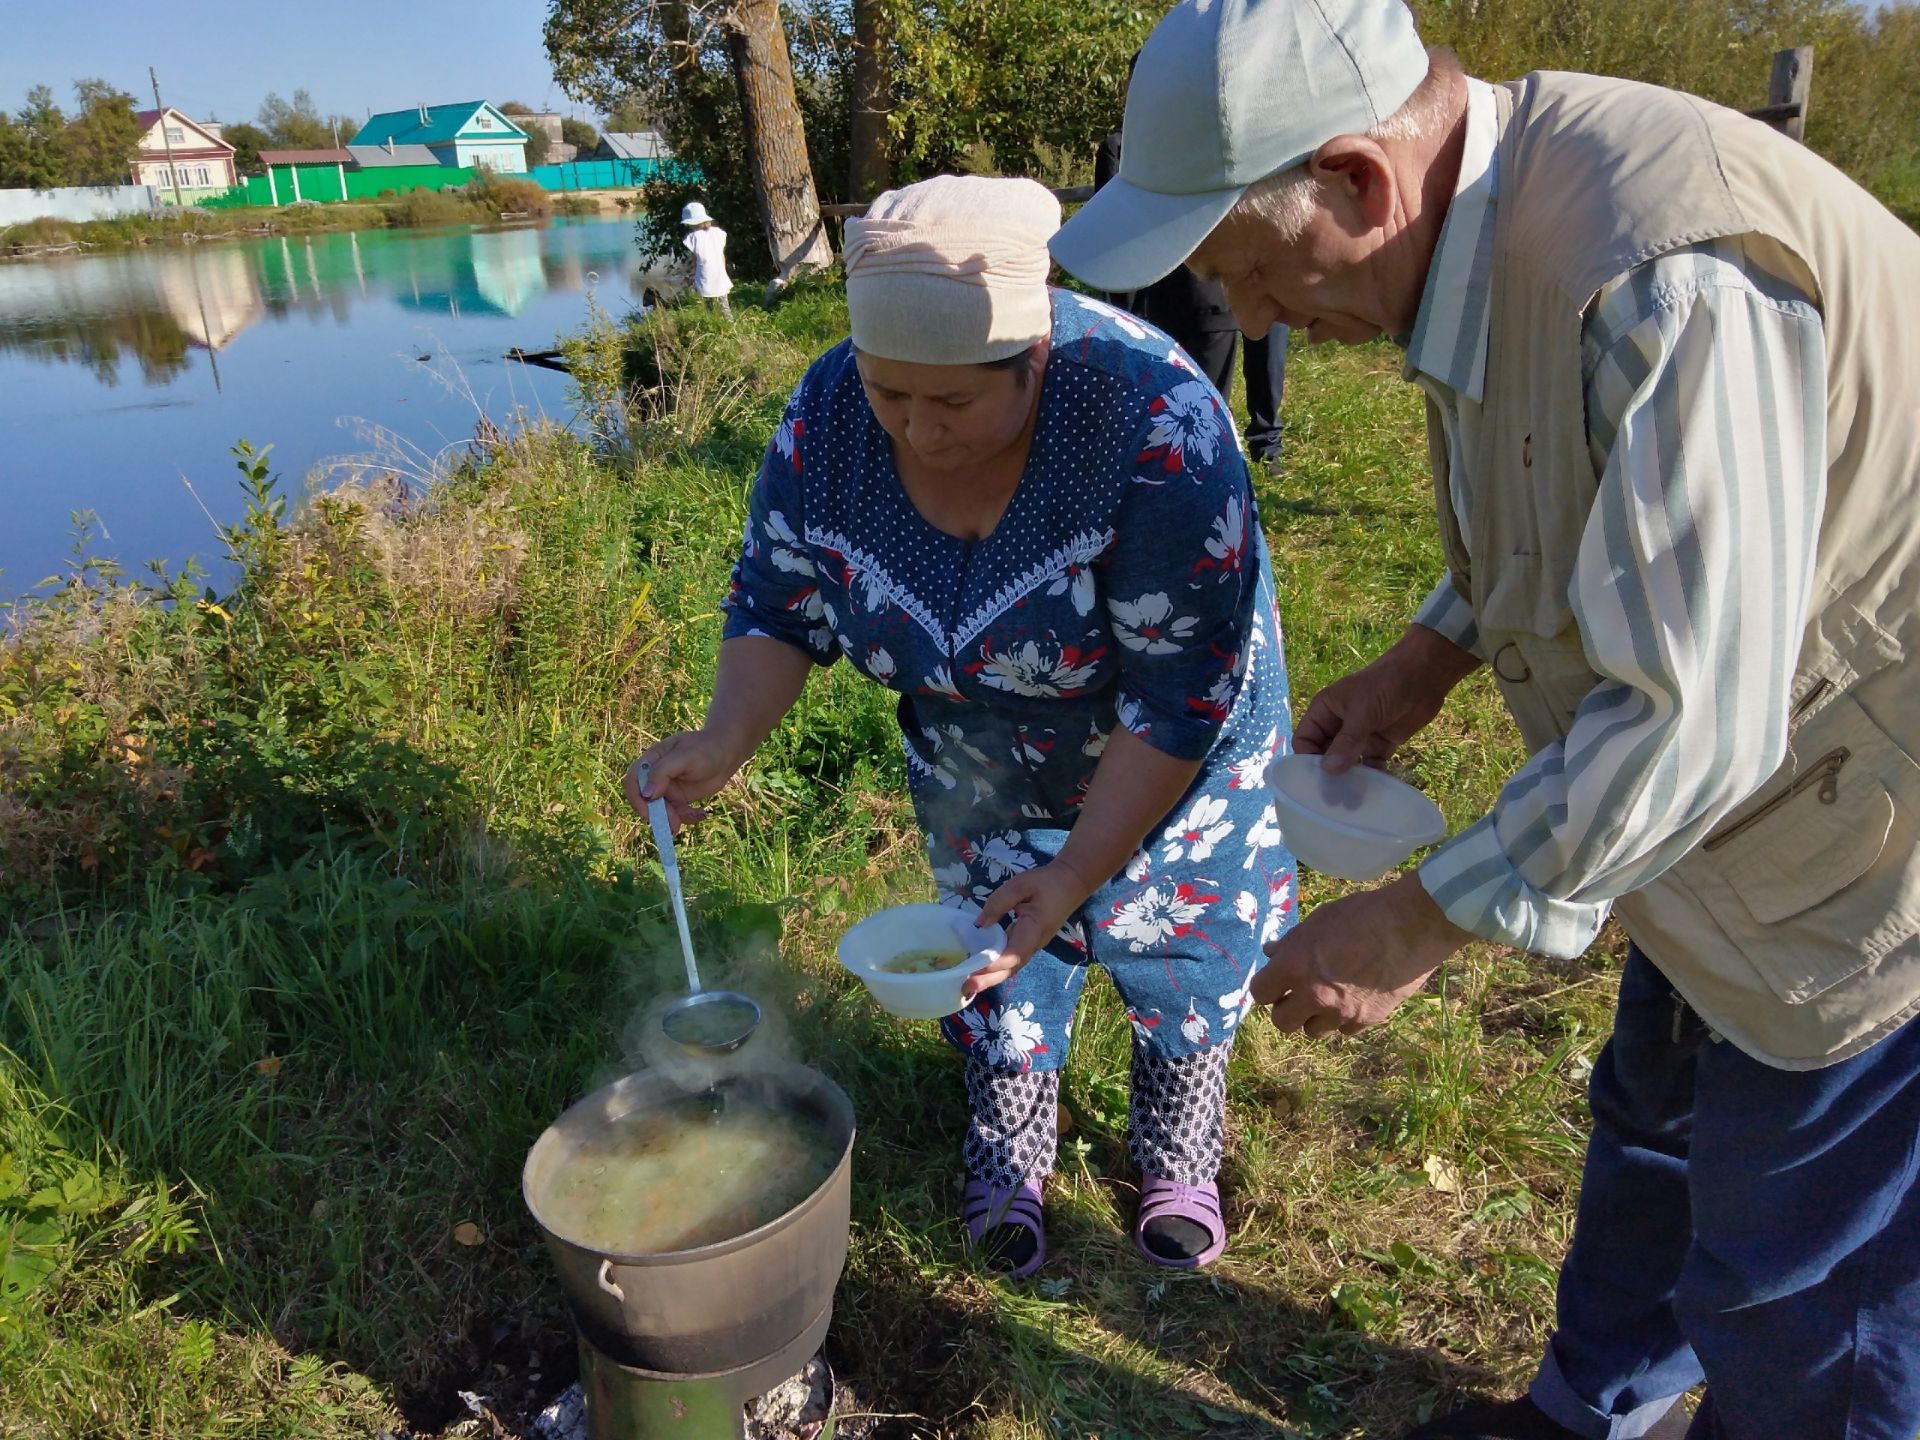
[596,1258,626,1303]
[632,759,704,996]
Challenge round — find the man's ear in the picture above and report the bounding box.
[1309,136,1396,229]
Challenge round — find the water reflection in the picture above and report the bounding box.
[0,220,650,384]
[0,217,660,595]
[0,245,262,385]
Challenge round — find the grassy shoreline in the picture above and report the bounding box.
[1,184,604,258]
[0,285,1609,1439]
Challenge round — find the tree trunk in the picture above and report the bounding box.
[725,0,835,289]
[849,0,893,200]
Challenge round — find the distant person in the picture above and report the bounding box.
[1094,81,1288,465]
[680,201,733,319]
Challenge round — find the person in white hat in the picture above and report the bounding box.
[630,173,1301,1279]
[680,199,732,318]
[1052,1,1920,1438]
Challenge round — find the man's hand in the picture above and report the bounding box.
[1295,624,1479,774]
[964,859,1096,1003]
[1252,872,1474,1036]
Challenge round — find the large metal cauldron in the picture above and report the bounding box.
[522,1060,854,1376]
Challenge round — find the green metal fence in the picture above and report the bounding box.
[198,156,688,212]
[527,158,663,191]
[202,164,483,211]
[345,165,479,200]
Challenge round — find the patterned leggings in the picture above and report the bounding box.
[963,1044,1232,1188]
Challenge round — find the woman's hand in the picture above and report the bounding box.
[963,858,1097,1003]
[625,730,743,833]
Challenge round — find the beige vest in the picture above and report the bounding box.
[1429,72,1920,1068]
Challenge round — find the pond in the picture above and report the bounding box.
[0,217,665,598]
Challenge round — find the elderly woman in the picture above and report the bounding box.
[631,175,1296,1275]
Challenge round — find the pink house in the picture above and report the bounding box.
[132,109,237,202]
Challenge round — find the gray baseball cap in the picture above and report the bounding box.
[1052,0,1430,293]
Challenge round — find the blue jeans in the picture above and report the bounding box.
[1530,948,1920,1440]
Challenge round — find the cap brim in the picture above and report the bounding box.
[1049,176,1242,293]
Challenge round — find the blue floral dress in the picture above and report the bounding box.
[722,289,1298,1080]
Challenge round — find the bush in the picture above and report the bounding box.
[0,216,76,249]
[377,187,473,227]
[467,171,551,217]
[1415,0,1920,213]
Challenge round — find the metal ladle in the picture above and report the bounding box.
[632,759,763,1058]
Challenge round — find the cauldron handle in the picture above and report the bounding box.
[596,1258,626,1303]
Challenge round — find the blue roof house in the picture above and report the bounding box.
[350,102,529,173]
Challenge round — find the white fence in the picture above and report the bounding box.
[0,185,159,226]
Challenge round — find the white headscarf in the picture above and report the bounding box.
[843,175,1060,365]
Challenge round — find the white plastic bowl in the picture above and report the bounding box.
[1267,752,1448,882]
[836,903,1005,1020]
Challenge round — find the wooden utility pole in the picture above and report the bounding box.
[723,0,834,289]
[849,0,893,201]
[149,67,184,208]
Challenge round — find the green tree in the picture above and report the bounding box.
[60,78,142,187]
[0,87,68,189]
[220,120,271,172]
[256,89,332,149]
[1411,0,1920,217]
[601,95,659,134]
[883,0,1149,183]
[561,116,600,151]
[545,0,837,282]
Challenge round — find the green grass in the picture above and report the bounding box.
[0,286,1623,1438]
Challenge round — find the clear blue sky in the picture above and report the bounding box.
[0,0,593,130]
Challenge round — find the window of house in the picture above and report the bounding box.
[197,166,210,186]
[476,115,493,129]
[166,126,185,144]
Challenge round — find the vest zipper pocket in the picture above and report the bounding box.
[1789,677,1833,727]
[1702,747,1851,853]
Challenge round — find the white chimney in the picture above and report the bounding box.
[418,102,429,124]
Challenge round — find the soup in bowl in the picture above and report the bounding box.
[837,903,1005,1019]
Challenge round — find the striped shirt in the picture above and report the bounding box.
[1406,79,1830,958]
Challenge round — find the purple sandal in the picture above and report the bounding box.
[1134,1174,1227,1269]
[962,1177,1046,1278]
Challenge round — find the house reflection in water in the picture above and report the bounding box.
[0,218,660,392]
[0,244,264,386]
[394,227,549,318]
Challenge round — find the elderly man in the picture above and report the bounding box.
[1052,2,1920,1439]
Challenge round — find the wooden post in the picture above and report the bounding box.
[267,167,278,207]
[1768,46,1813,143]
